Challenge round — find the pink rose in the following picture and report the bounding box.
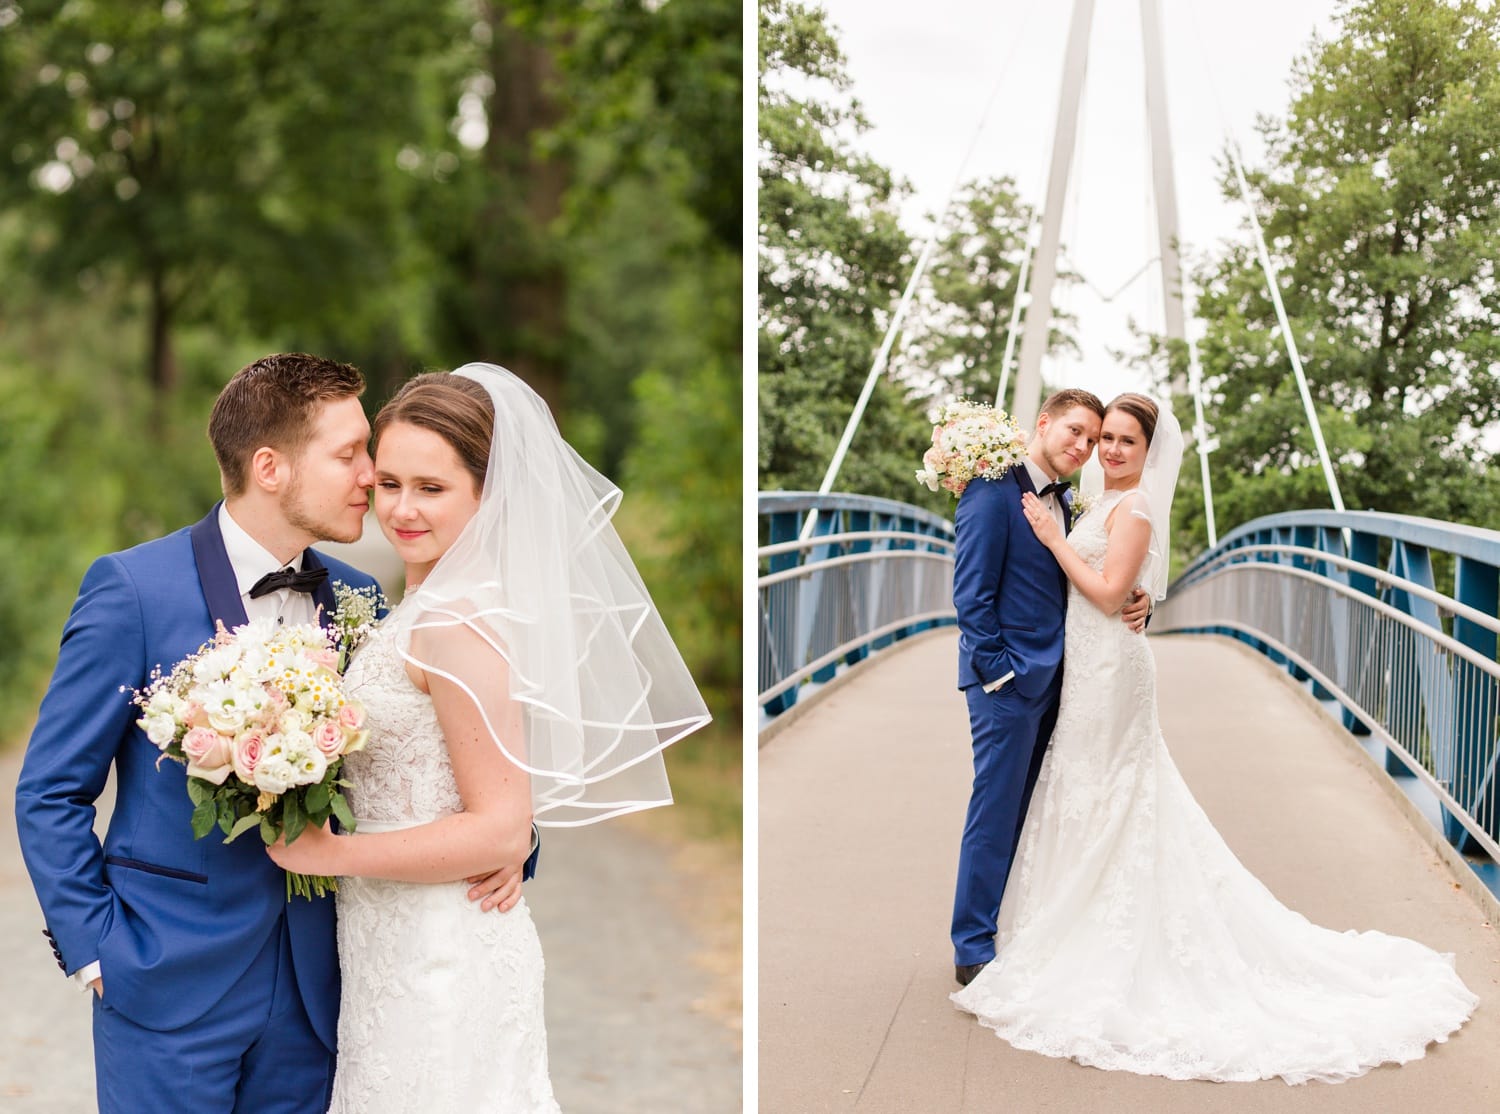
[310,649,339,669]
[337,703,366,731]
[232,729,266,782]
[183,726,230,766]
[266,687,290,711]
[181,702,208,729]
[183,727,233,785]
[312,720,344,758]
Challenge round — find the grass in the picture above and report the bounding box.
[648,720,743,850]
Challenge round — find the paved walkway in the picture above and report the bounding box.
[0,748,740,1112]
[760,632,1500,1113]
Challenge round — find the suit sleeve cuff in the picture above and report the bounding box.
[71,960,101,992]
[982,671,1015,693]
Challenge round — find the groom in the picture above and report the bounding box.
[950,388,1148,986]
[15,354,536,1113]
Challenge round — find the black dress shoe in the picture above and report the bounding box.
[955,961,988,987]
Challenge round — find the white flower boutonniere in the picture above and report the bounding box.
[330,582,387,672]
[1068,491,1098,519]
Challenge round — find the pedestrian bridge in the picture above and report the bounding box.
[758,493,1500,1111]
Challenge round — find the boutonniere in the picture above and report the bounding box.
[329,582,387,672]
[1068,491,1098,519]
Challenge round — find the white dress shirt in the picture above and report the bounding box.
[75,506,317,993]
[981,460,1069,695]
[217,503,320,629]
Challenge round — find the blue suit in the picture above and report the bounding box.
[950,467,1072,967]
[15,506,377,1112]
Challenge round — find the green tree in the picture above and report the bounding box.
[1162,0,1500,555]
[758,0,931,503]
[893,175,1075,406]
[0,0,461,399]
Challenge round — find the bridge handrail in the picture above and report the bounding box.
[1181,544,1500,642]
[1157,508,1500,865]
[760,529,955,559]
[1174,508,1500,581]
[759,492,956,716]
[758,491,956,534]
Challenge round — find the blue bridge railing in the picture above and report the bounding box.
[758,493,956,718]
[1154,510,1500,862]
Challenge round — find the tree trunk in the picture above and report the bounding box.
[476,2,568,416]
[148,269,177,433]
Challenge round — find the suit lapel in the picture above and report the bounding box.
[1012,464,1037,498]
[1062,493,1075,535]
[303,549,338,631]
[189,503,249,632]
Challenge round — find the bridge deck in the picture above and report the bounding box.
[760,632,1500,1112]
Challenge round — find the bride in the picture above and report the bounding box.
[270,364,710,1110]
[951,392,1477,1084]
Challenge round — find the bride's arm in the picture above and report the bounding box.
[268,657,535,885]
[1021,492,1151,615]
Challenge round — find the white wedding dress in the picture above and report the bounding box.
[328,619,560,1112]
[952,489,1477,1084]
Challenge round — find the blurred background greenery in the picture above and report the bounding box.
[0,0,740,845]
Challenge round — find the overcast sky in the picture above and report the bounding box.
[812,0,1343,402]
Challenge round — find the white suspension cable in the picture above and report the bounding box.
[995,212,1038,410]
[1184,2,1343,522]
[1226,140,1346,514]
[801,3,1041,541]
[1183,280,1219,548]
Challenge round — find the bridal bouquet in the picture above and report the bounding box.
[129,587,381,899]
[916,400,1029,499]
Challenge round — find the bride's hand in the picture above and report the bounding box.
[267,821,342,875]
[1020,492,1063,548]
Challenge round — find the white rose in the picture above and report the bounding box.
[289,746,328,787]
[141,713,178,748]
[253,754,295,795]
[145,688,180,718]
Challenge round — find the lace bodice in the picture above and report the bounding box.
[330,609,558,1113]
[341,619,463,824]
[1065,488,1133,574]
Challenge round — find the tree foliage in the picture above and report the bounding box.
[893,175,1075,406]
[757,0,931,503]
[0,0,462,395]
[1156,0,1500,558]
[0,2,741,750]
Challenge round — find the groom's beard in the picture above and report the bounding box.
[282,475,362,545]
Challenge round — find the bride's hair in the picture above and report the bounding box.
[373,373,495,492]
[1105,393,1159,444]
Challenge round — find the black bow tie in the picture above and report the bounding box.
[248,565,328,600]
[1037,480,1071,499]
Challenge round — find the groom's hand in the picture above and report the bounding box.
[89,977,102,998]
[1121,588,1151,632]
[466,863,522,913]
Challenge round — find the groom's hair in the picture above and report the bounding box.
[1038,388,1105,423]
[209,353,366,496]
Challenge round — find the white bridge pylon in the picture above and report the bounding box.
[804,0,1349,547]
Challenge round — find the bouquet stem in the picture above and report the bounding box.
[286,871,339,901]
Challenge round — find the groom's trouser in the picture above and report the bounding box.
[951,673,1061,966]
[92,913,334,1114]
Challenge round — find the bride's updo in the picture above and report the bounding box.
[373,373,496,493]
[1104,392,1159,445]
